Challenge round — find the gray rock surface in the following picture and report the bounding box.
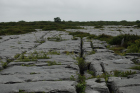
[85,78,109,93]
[109,78,140,93]
[0,26,140,93]
[0,81,76,93]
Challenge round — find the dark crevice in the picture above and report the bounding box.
[100,62,113,93]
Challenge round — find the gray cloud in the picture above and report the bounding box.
[0,0,140,22]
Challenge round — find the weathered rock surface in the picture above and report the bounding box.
[85,78,109,93]
[0,26,140,93]
[0,81,76,93]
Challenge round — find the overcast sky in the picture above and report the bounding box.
[0,0,140,22]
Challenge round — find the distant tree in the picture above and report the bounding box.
[136,20,140,23]
[54,17,61,22]
[120,20,127,22]
[18,20,26,22]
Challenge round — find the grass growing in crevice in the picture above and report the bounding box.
[94,25,104,28]
[21,64,35,67]
[47,35,65,42]
[74,37,87,93]
[108,45,126,56]
[34,34,46,44]
[46,61,61,66]
[113,70,136,77]
[71,36,78,40]
[63,51,74,55]
[130,66,140,70]
[47,50,60,55]
[69,31,90,38]
[30,72,39,75]
[16,53,37,62]
[88,50,96,55]
[16,51,50,62]
[97,70,136,82]
[14,53,21,59]
[1,61,8,69]
[76,74,86,93]
[87,70,136,82]
[70,75,76,81]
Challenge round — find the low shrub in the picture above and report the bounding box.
[130,66,140,70]
[113,70,136,77]
[69,31,90,37]
[127,39,140,53]
[1,62,8,69]
[109,34,140,48]
[94,25,104,28]
[76,74,86,93]
[77,57,86,75]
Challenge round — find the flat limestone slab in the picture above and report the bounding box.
[0,81,76,93]
[110,78,140,93]
[85,78,109,93]
[117,86,140,93]
[0,66,77,83]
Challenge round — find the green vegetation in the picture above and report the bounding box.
[47,35,65,42]
[127,39,140,53]
[0,37,2,39]
[21,64,35,67]
[54,17,61,22]
[69,31,90,38]
[77,57,86,75]
[76,74,86,93]
[0,20,140,36]
[87,70,136,82]
[63,51,74,55]
[94,25,104,28]
[108,46,125,56]
[86,33,140,54]
[70,75,76,81]
[88,50,96,55]
[30,72,38,75]
[17,41,21,44]
[71,36,78,40]
[1,61,8,69]
[14,54,21,59]
[46,61,61,66]
[34,34,46,44]
[87,70,94,76]
[47,50,60,55]
[130,66,140,70]
[113,70,136,77]
[109,34,140,48]
[87,34,113,43]
[16,51,50,62]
